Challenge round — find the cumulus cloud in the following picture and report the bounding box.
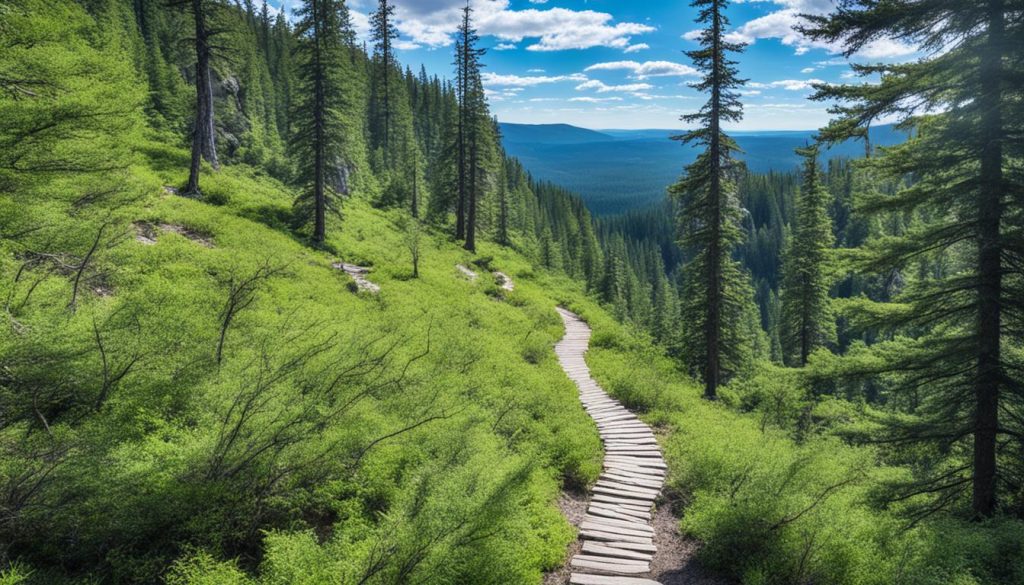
[624,43,650,53]
[749,78,825,91]
[685,1,916,59]
[493,42,518,50]
[631,92,695,101]
[482,72,588,87]
[569,96,624,103]
[388,0,653,52]
[351,10,372,43]
[576,79,654,93]
[584,60,699,79]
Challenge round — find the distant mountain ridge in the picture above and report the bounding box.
[498,123,613,145]
[499,122,905,215]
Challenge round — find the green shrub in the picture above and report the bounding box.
[166,553,251,585]
[0,563,32,585]
[521,333,552,365]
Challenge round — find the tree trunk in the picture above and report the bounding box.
[186,0,218,195]
[972,0,1004,519]
[382,1,391,166]
[704,0,723,400]
[465,131,477,252]
[312,0,326,245]
[455,35,467,241]
[411,152,419,218]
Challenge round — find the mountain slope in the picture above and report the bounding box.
[499,123,614,145]
[499,123,906,215]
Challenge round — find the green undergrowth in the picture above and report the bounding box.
[561,302,1024,585]
[2,138,602,584]
[7,136,1022,584]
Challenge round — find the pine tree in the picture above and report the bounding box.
[369,0,397,164]
[779,143,835,367]
[453,2,487,251]
[670,0,754,399]
[290,0,352,245]
[167,0,227,196]
[803,0,1024,518]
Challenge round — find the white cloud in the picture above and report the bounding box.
[724,9,810,48]
[493,42,518,50]
[682,30,703,42]
[575,79,654,93]
[631,92,695,101]
[351,10,372,43]
[624,43,650,53]
[482,72,588,87]
[749,78,825,91]
[569,96,624,103]
[527,68,546,73]
[584,60,699,79]
[394,40,422,50]
[855,37,917,58]
[389,0,653,52]
[720,2,916,58]
[801,67,816,73]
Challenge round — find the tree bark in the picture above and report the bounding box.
[312,0,326,245]
[704,0,723,400]
[411,152,419,218]
[465,130,477,252]
[455,23,468,241]
[972,0,1004,519]
[186,0,219,195]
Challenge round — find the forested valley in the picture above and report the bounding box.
[1,0,1022,584]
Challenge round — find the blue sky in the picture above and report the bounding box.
[269,0,917,130]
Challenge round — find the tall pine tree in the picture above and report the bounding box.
[369,0,397,165]
[670,0,754,399]
[290,0,352,245]
[780,143,835,367]
[804,0,1024,518]
[454,2,486,251]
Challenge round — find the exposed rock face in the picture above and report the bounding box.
[330,160,352,196]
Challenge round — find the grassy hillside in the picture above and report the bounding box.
[1,134,611,583]
[5,137,1021,585]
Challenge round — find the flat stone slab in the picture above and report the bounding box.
[571,557,650,575]
[582,541,654,561]
[569,573,662,585]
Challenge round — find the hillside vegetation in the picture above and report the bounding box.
[2,0,1023,584]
